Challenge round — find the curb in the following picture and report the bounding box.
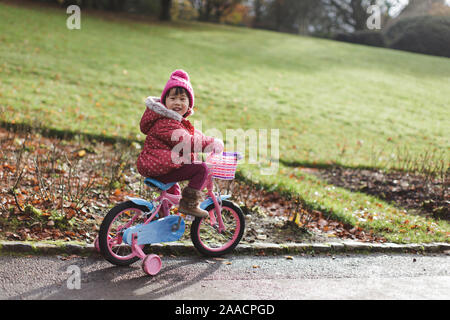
[1,240,449,257]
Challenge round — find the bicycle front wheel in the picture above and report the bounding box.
[190,200,245,257]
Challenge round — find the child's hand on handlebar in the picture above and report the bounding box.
[212,139,224,154]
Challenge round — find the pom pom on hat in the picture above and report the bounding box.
[171,69,190,82]
[161,69,195,117]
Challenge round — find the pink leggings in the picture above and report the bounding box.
[155,162,209,195]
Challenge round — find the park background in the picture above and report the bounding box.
[0,0,449,246]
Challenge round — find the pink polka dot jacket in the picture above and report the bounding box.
[136,96,215,178]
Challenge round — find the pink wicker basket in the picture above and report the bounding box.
[206,152,241,180]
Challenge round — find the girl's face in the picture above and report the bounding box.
[165,88,189,116]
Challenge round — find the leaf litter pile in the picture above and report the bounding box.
[310,166,449,221]
[0,127,387,245]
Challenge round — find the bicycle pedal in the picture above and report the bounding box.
[171,216,182,231]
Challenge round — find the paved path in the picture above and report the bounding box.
[1,253,449,300]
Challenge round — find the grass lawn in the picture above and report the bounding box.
[1,2,449,242]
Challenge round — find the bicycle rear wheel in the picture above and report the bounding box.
[98,201,149,266]
[190,200,245,257]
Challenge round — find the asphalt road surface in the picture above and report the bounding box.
[1,253,449,300]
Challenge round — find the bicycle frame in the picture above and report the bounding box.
[136,172,228,233]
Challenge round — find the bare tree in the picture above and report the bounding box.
[160,0,173,20]
[251,0,319,33]
[189,0,243,22]
[319,0,411,32]
[252,0,265,27]
[320,0,371,31]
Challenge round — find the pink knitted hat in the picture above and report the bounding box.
[160,69,194,117]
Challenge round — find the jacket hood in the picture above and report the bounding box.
[145,96,183,121]
[139,96,183,135]
[141,96,196,137]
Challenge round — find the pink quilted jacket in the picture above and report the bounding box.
[136,97,215,178]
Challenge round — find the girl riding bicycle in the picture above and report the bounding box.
[97,71,243,271]
[137,69,223,218]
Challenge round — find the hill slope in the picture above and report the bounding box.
[1,2,449,242]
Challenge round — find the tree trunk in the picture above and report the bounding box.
[274,0,283,31]
[253,0,263,27]
[160,0,172,21]
[350,0,368,31]
[203,0,213,21]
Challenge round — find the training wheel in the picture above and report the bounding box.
[142,254,162,276]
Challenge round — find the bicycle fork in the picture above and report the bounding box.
[208,191,226,233]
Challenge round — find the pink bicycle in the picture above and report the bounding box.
[95,152,245,276]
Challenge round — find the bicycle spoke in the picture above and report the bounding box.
[198,206,239,249]
[104,207,147,260]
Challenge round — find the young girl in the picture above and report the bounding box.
[137,69,223,218]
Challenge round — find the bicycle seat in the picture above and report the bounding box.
[144,178,176,191]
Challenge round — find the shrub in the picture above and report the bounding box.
[384,15,450,58]
[333,30,386,48]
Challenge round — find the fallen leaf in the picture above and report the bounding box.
[66,208,77,220]
[3,164,16,172]
[318,219,328,227]
[57,254,79,261]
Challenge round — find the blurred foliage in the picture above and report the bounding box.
[22,0,450,56]
[384,15,450,58]
[171,0,198,20]
[334,30,386,48]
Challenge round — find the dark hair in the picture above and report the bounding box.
[163,86,190,105]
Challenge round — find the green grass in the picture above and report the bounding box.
[1,3,449,242]
[239,166,449,243]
